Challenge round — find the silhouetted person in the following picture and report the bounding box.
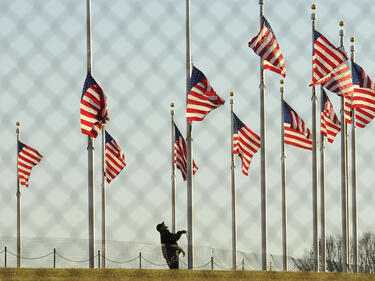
[156,222,186,269]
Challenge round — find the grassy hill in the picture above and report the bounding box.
[0,268,375,281]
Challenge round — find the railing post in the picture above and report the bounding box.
[242,258,244,271]
[4,247,6,268]
[53,248,56,268]
[139,252,142,269]
[211,256,214,270]
[98,250,101,268]
[269,261,272,271]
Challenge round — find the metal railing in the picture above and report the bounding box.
[0,245,286,271]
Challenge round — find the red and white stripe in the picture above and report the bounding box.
[311,31,347,85]
[284,123,313,150]
[233,116,260,176]
[80,74,109,138]
[105,133,126,184]
[322,62,354,97]
[249,18,286,77]
[284,102,312,150]
[174,125,198,181]
[321,94,341,143]
[18,143,43,187]
[350,62,375,128]
[344,91,375,128]
[186,67,225,122]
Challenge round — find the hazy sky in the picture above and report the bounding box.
[1,0,375,264]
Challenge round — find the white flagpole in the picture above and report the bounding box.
[259,0,268,270]
[86,0,96,268]
[280,80,288,271]
[186,0,194,269]
[320,86,326,272]
[101,126,106,268]
[16,121,21,268]
[339,20,349,273]
[230,92,237,270]
[311,4,319,272]
[350,36,358,273]
[171,103,176,234]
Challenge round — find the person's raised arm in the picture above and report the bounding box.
[167,230,186,242]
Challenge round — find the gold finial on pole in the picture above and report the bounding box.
[230,91,234,104]
[350,37,355,43]
[339,21,344,27]
[311,4,316,10]
[170,102,175,115]
[280,80,285,95]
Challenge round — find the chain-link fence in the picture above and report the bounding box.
[1,0,375,271]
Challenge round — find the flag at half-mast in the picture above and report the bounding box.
[348,60,375,128]
[186,66,225,122]
[18,141,43,187]
[283,101,312,150]
[321,90,341,143]
[174,124,198,181]
[80,73,109,138]
[310,30,353,97]
[248,16,286,78]
[105,131,126,183]
[233,113,261,176]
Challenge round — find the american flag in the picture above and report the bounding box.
[186,66,225,122]
[322,60,354,97]
[80,73,109,138]
[248,16,286,78]
[105,131,126,183]
[311,31,347,84]
[321,90,341,143]
[174,124,198,181]
[311,31,354,97]
[233,113,260,176]
[350,60,375,128]
[18,141,43,187]
[283,101,312,150]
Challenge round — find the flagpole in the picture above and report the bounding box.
[311,4,319,272]
[259,0,268,270]
[171,103,176,234]
[186,0,194,269]
[16,121,21,268]
[350,36,358,273]
[320,86,326,272]
[280,80,287,271]
[339,20,349,273]
[101,126,106,268]
[230,92,237,270]
[86,0,96,268]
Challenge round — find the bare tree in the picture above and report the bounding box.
[297,232,375,273]
[325,235,342,272]
[294,235,343,271]
[358,232,375,273]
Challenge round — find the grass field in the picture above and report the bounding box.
[0,268,375,281]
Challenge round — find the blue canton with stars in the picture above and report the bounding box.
[188,66,205,93]
[81,72,97,98]
[233,113,245,134]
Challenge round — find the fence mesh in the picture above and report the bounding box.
[1,0,375,271]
